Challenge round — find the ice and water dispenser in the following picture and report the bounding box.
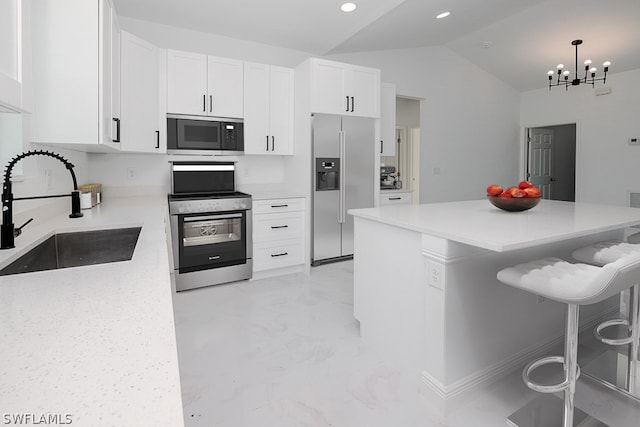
[315,158,340,191]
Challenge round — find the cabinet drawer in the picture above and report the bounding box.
[253,198,305,214]
[253,239,304,271]
[380,192,412,205]
[253,212,304,243]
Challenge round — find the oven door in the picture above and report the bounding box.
[176,211,247,272]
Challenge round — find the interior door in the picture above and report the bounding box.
[528,128,554,199]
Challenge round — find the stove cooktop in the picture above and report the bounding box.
[168,191,251,201]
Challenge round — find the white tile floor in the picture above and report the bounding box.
[172,261,640,427]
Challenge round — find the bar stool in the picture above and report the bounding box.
[572,239,640,395]
[497,253,640,427]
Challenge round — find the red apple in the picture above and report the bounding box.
[486,184,503,197]
[518,180,534,190]
[523,187,541,198]
[505,187,525,198]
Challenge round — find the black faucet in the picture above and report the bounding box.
[1,150,83,249]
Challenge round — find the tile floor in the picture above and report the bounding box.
[172,261,640,427]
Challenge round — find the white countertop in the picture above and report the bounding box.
[0,195,184,426]
[349,199,640,252]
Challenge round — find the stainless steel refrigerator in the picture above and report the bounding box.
[312,113,375,266]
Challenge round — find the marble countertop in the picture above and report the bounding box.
[349,199,640,252]
[0,195,184,426]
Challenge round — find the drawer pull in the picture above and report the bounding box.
[270,204,289,208]
[389,197,402,200]
[271,225,289,229]
[271,252,289,257]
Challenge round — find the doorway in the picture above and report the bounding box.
[526,123,576,201]
[382,97,421,204]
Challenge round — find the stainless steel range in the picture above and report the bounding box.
[168,162,252,291]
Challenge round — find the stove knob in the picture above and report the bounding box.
[239,202,247,209]
[178,206,185,213]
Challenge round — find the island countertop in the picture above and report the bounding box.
[0,194,184,426]
[349,199,640,251]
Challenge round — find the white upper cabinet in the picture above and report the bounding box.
[0,0,29,113]
[310,58,380,118]
[380,83,396,157]
[167,50,243,118]
[31,0,121,149]
[120,31,163,153]
[244,62,294,155]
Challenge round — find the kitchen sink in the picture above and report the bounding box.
[0,227,142,276]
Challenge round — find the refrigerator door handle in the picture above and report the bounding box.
[339,130,346,224]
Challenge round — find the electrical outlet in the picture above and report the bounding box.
[44,169,53,190]
[427,261,445,290]
[126,167,137,180]
[629,137,640,146]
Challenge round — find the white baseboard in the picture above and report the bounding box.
[419,306,619,417]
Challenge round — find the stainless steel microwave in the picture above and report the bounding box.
[167,115,244,155]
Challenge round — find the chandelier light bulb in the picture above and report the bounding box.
[547,70,554,76]
[584,59,592,66]
[603,61,611,67]
[563,70,570,76]
[589,67,597,73]
[557,64,564,70]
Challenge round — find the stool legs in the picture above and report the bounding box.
[563,303,580,427]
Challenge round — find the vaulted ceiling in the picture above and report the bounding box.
[113,0,640,92]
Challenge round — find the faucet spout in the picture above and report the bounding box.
[1,150,84,249]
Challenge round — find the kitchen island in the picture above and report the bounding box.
[348,199,640,414]
[0,192,184,426]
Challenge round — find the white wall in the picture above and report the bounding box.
[396,97,420,128]
[328,46,521,203]
[520,69,640,205]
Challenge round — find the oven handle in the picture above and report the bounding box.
[183,213,243,222]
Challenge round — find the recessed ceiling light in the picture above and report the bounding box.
[341,2,357,13]
[436,11,451,19]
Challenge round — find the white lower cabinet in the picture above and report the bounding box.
[252,198,305,272]
[379,191,412,206]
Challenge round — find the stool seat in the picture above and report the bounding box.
[497,255,640,305]
[572,240,640,266]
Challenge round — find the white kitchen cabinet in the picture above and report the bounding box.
[310,58,380,118]
[252,198,305,272]
[0,0,31,113]
[120,31,163,153]
[167,50,243,118]
[380,83,396,157]
[379,191,412,206]
[244,62,294,155]
[31,0,121,150]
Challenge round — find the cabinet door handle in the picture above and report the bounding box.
[210,95,213,112]
[351,96,354,112]
[203,94,206,112]
[266,135,270,151]
[112,118,120,142]
[346,96,350,112]
[270,204,289,208]
[155,130,160,149]
[271,252,289,258]
[271,225,289,229]
[271,136,275,151]
[380,140,383,154]
[389,197,402,200]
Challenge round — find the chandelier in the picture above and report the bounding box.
[547,40,610,90]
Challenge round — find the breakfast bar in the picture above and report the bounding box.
[348,199,640,416]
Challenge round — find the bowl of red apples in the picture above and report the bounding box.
[486,181,541,212]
